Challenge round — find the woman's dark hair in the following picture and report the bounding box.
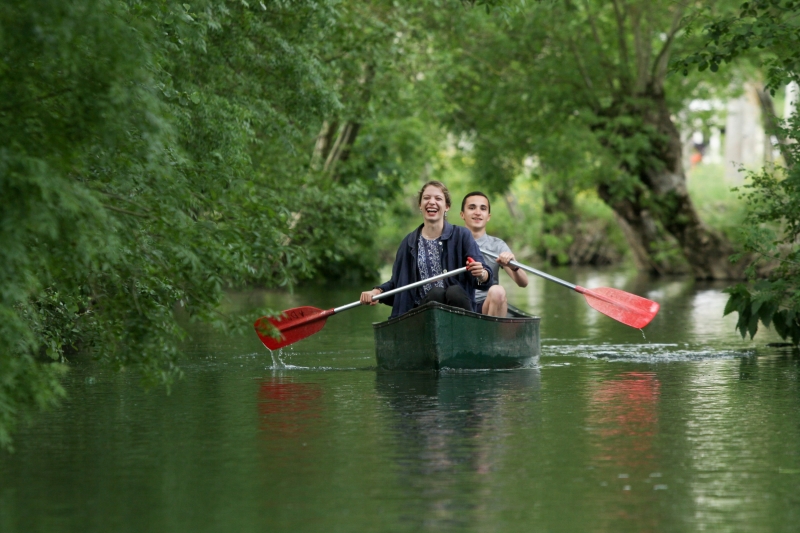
[460,191,491,214]
[417,180,451,207]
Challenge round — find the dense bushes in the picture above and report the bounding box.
[0,0,380,447]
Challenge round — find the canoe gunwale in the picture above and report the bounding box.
[372,301,540,330]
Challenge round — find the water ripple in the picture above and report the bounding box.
[545,343,755,362]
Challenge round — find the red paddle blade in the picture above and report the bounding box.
[253,306,334,350]
[576,286,660,329]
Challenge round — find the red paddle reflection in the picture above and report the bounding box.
[592,371,660,460]
[258,378,323,438]
[589,371,662,526]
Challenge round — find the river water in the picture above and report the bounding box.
[2,269,799,533]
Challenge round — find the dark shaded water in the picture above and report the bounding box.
[2,269,800,533]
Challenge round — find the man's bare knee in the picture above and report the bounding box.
[487,285,507,304]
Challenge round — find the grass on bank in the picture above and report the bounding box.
[687,162,748,242]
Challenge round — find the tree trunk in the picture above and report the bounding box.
[755,85,794,167]
[541,185,575,266]
[320,62,376,180]
[323,121,361,176]
[597,91,744,279]
[503,191,525,220]
[311,120,339,169]
[596,183,680,275]
[542,178,623,266]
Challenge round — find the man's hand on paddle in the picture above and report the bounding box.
[494,251,528,287]
[360,288,382,306]
[495,252,516,267]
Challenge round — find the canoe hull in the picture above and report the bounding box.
[373,302,540,371]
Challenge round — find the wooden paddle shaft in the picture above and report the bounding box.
[480,249,577,291]
[333,266,470,314]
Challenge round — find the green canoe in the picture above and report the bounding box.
[372,302,541,371]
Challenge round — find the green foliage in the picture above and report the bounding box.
[0,0,405,448]
[427,0,741,273]
[723,130,800,342]
[724,280,800,343]
[678,0,800,342]
[296,1,451,277]
[675,0,800,90]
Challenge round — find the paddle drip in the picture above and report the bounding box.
[266,347,286,369]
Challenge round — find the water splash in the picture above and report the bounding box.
[265,347,286,369]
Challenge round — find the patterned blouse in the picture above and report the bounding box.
[417,234,446,298]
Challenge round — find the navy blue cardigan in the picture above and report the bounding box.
[376,222,493,318]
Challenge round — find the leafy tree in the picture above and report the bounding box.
[435,0,743,278]
[299,1,449,276]
[0,0,393,448]
[677,0,800,343]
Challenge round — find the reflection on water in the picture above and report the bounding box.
[690,289,732,338]
[375,371,541,530]
[258,378,323,438]
[590,371,660,463]
[1,269,800,533]
[587,372,663,530]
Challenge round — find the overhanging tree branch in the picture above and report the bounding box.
[568,38,603,110]
[651,7,685,90]
[611,0,632,91]
[0,88,74,112]
[102,204,150,219]
[577,0,617,93]
[630,4,651,93]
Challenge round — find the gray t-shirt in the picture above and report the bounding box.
[474,234,512,304]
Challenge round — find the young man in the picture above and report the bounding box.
[460,191,528,317]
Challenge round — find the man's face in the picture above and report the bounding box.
[460,195,491,232]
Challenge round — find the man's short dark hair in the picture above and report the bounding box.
[461,191,491,214]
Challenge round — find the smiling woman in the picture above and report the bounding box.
[360,181,493,318]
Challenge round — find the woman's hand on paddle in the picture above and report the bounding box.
[360,288,382,305]
[466,260,488,283]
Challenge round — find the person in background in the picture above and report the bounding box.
[360,181,492,318]
[460,191,528,317]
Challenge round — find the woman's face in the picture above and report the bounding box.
[419,185,448,224]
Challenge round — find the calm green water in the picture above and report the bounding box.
[2,270,800,533]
